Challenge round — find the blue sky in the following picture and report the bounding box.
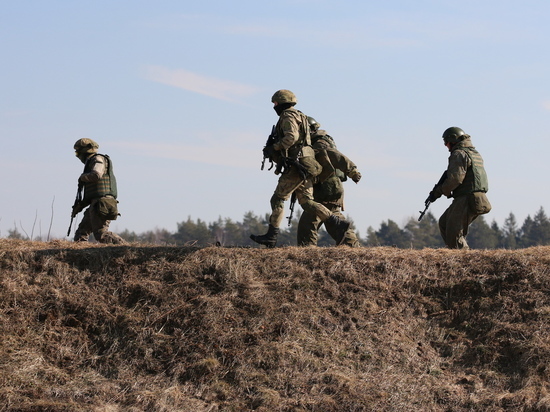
[1,0,549,240]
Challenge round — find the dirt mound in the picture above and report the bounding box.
[0,239,549,411]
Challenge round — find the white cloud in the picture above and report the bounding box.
[543,100,550,112]
[111,141,258,168]
[144,66,261,103]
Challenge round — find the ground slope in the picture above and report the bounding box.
[0,240,549,411]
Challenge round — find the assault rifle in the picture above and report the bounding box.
[261,125,277,171]
[285,159,310,226]
[418,170,447,221]
[67,182,83,236]
[287,192,297,226]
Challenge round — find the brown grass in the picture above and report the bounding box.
[0,239,549,411]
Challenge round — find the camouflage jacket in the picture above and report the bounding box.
[273,107,315,159]
[311,129,358,206]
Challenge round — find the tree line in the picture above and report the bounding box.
[114,206,550,249]
[5,206,549,248]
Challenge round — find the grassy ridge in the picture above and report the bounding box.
[0,239,549,411]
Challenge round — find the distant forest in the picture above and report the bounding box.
[5,207,549,249]
[114,206,547,249]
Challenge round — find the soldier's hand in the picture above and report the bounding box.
[263,145,275,159]
[427,190,439,203]
[349,169,362,183]
[71,203,83,217]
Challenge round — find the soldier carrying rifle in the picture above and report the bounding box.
[422,127,491,249]
[250,89,352,248]
[69,138,126,244]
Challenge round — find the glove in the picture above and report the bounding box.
[71,202,84,218]
[427,189,441,203]
[263,145,275,159]
[349,169,362,183]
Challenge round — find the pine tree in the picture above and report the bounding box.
[467,216,499,249]
[502,213,519,249]
[366,219,411,248]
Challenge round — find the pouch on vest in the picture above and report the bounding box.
[299,156,322,178]
[96,197,119,220]
[469,192,491,215]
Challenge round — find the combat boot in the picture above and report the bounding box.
[326,215,351,245]
[250,224,279,248]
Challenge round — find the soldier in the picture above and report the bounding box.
[427,127,491,249]
[297,117,362,247]
[71,138,126,244]
[250,90,352,248]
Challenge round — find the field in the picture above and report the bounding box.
[0,239,549,411]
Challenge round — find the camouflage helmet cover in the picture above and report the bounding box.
[74,138,99,154]
[271,89,297,104]
[442,127,469,144]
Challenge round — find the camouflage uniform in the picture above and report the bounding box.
[297,130,361,247]
[72,139,126,244]
[431,132,491,249]
[250,90,351,247]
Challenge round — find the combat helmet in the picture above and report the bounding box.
[74,138,99,155]
[271,89,297,104]
[307,116,321,132]
[442,127,469,144]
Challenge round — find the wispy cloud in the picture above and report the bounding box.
[543,100,550,112]
[111,140,258,168]
[143,66,261,103]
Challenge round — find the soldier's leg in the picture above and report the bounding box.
[74,207,93,242]
[269,169,304,228]
[297,210,322,246]
[439,196,470,249]
[324,207,360,247]
[89,202,126,245]
[251,170,302,247]
[295,181,350,245]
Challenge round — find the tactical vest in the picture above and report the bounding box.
[82,154,118,203]
[275,108,312,159]
[452,147,489,197]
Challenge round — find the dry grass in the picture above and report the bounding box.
[0,239,549,411]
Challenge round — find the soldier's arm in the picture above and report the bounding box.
[325,148,356,174]
[79,155,106,183]
[325,148,361,183]
[273,115,300,151]
[437,151,470,197]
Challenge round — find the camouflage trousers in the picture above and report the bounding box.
[438,193,490,249]
[74,198,126,244]
[297,203,359,247]
[269,166,332,228]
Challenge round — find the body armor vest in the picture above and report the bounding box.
[275,108,312,159]
[452,147,488,197]
[83,154,118,204]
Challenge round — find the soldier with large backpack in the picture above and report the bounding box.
[425,127,491,249]
[70,138,126,244]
